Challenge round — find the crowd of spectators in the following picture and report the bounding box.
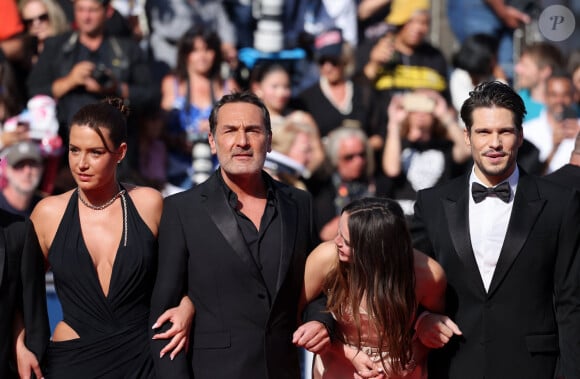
[0,0,579,241]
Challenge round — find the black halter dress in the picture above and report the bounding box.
[44,189,156,378]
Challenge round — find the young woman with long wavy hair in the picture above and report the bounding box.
[295,197,447,379]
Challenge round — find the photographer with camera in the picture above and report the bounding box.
[524,71,580,174]
[26,0,155,134]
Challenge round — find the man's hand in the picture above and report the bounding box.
[69,61,95,88]
[415,312,462,348]
[292,321,331,354]
[501,6,531,29]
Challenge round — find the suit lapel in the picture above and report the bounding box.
[274,185,297,293]
[488,173,545,296]
[442,177,486,295]
[203,175,264,284]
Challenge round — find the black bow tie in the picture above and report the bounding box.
[471,182,511,203]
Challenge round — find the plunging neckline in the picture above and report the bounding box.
[77,191,126,299]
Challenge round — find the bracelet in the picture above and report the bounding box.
[414,310,431,331]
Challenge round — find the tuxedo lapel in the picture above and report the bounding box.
[203,176,264,284]
[274,186,297,293]
[488,174,545,296]
[442,179,486,295]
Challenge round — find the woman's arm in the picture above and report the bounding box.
[431,92,471,164]
[413,249,462,349]
[382,95,407,177]
[413,249,446,313]
[298,241,337,315]
[160,75,177,111]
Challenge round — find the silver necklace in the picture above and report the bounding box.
[78,186,126,211]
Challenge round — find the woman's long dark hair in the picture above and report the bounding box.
[325,197,416,375]
[175,25,222,82]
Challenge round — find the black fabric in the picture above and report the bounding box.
[296,80,373,137]
[0,213,49,378]
[27,31,156,128]
[471,181,511,203]
[221,173,281,297]
[411,171,580,378]
[544,164,580,191]
[150,171,332,379]
[44,190,156,378]
[0,192,42,217]
[369,43,450,131]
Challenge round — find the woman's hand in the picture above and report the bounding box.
[152,296,195,360]
[345,346,385,379]
[16,329,43,379]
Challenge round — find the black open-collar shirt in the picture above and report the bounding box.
[218,170,281,300]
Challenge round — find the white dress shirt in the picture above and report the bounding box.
[468,166,519,291]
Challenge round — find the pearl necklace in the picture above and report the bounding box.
[78,186,126,211]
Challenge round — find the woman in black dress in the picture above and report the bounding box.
[18,98,193,378]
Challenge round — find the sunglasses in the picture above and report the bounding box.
[340,151,366,162]
[12,160,42,170]
[23,13,49,27]
[319,56,343,66]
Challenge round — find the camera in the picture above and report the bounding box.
[555,105,578,122]
[91,63,113,87]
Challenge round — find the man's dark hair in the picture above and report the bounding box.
[460,81,527,132]
[209,91,272,135]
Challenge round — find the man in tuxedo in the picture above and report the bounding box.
[411,81,580,378]
[150,91,332,378]
[544,132,580,191]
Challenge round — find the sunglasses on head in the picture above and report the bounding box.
[340,151,366,162]
[23,13,49,27]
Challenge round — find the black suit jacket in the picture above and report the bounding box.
[150,172,330,379]
[0,213,49,378]
[544,164,580,191]
[411,169,580,379]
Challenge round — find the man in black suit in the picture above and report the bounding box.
[0,213,48,378]
[411,81,580,378]
[150,92,332,378]
[544,132,580,191]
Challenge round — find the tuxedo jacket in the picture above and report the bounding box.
[544,164,580,191]
[0,212,48,378]
[411,169,580,379]
[150,172,330,379]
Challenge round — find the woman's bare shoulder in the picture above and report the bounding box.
[124,184,163,233]
[31,190,73,223]
[309,241,337,263]
[30,190,75,251]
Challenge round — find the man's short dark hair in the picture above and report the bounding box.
[209,91,271,135]
[460,81,527,132]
